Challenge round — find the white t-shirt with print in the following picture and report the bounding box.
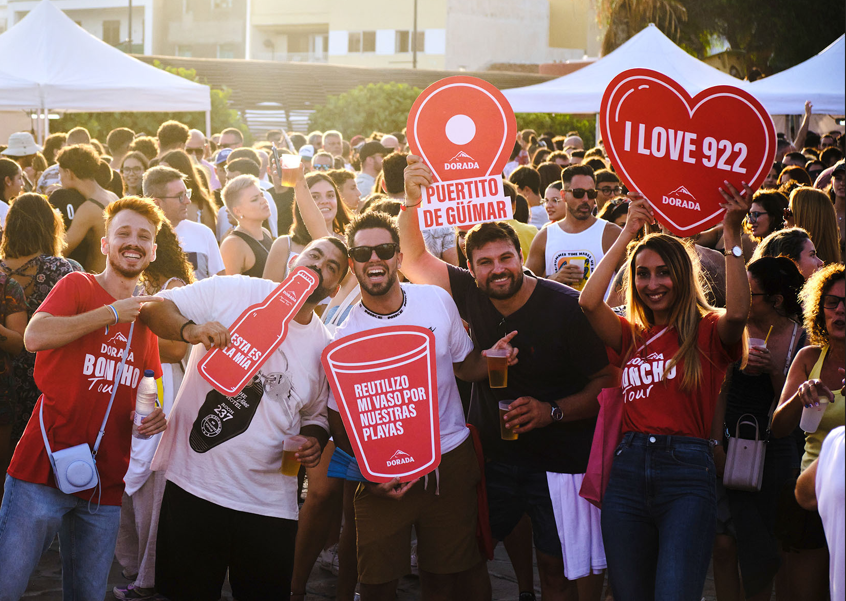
[152,275,331,519]
[328,283,472,455]
[816,425,844,599]
[175,219,224,280]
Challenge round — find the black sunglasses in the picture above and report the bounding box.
[185,147,204,156]
[348,243,399,263]
[565,187,598,200]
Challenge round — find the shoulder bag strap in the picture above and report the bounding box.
[763,321,800,440]
[39,320,135,461]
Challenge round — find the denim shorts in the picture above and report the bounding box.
[484,460,562,558]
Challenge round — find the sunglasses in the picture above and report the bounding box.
[313,164,332,171]
[348,243,399,263]
[822,295,845,310]
[186,147,204,157]
[747,210,767,222]
[564,187,598,200]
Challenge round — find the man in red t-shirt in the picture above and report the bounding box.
[0,198,168,601]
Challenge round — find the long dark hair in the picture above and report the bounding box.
[290,172,352,245]
[0,193,66,258]
[0,158,21,201]
[141,219,195,293]
[747,256,804,318]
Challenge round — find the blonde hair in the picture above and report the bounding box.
[104,196,164,235]
[623,233,719,392]
[790,186,842,264]
[222,173,259,213]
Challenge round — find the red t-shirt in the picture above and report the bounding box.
[8,272,162,505]
[607,312,742,439]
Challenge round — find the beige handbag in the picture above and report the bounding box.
[722,413,767,492]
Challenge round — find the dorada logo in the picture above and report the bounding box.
[107,332,128,346]
[444,151,480,171]
[387,449,415,467]
[282,290,297,303]
[662,185,701,211]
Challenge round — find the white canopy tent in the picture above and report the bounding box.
[502,25,746,114]
[745,35,845,115]
[0,0,211,140]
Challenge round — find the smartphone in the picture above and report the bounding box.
[271,143,282,178]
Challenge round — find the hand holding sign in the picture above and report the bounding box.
[600,68,776,236]
[406,76,517,230]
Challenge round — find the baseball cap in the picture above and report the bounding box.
[299,144,315,160]
[215,148,233,165]
[359,141,389,163]
[833,159,845,175]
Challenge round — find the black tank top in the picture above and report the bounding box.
[50,195,105,267]
[230,230,273,278]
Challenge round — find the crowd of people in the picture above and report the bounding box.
[0,111,841,601]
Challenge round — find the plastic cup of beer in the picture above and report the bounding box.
[280,153,302,187]
[566,258,587,290]
[499,401,518,441]
[280,435,307,476]
[799,398,830,433]
[487,349,509,388]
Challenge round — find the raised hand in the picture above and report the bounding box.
[404,155,433,204]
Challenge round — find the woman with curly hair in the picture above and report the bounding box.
[771,263,844,600]
[160,149,218,232]
[752,227,824,280]
[114,218,194,599]
[784,186,842,265]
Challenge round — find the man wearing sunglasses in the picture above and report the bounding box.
[328,210,517,601]
[526,165,624,290]
[399,155,614,601]
[312,151,334,172]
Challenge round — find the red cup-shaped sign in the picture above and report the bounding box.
[322,326,440,483]
[601,69,776,236]
[407,76,517,183]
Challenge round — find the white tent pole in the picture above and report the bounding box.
[36,108,43,145]
[44,108,50,138]
[205,110,211,138]
[595,114,600,147]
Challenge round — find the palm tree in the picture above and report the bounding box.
[597,0,688,55]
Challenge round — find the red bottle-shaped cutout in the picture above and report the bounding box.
[199,267,319,396]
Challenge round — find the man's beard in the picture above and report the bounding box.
[477,269,523,300]
[108,247,150,279]
[359,274,396,297]
[304,266,330,304]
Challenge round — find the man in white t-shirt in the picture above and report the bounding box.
[796,425,844,600]
[143,166,225,280]
[355,141,388,198]
[329,211,513,601]
[139,236,349,601]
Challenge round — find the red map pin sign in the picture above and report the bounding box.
[199,267,318,396]
[322,325,440,483]
[407,76,517,183]
[600,69,776,236]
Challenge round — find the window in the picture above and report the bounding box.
[176,45,193,57]
[348,31,361,53]
[103,20,120,46]
[395,30,425,53]
[217,43,237,59]
[212,0,232,8]
[349,31,376,53]
[362,31,376,52]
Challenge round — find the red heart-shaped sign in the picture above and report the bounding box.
[601,69,776,236]
[407,76,517,183]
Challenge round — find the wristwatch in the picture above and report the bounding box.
[550,404,563,422]
[724,245,743,258]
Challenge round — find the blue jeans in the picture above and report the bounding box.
[601,432,716,601]
[0,475,121,601]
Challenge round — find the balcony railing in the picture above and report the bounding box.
[252,51,328,63]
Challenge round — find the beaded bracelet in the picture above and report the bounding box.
[104,304,119,335]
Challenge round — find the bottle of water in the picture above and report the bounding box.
[132,370,157,440]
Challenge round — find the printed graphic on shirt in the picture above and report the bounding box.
[190,376,263,453]
[620,351,677,404]
[550,249,595,290]
[81,334,139,393]
[185,251,210,280]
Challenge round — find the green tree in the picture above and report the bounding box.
[307,83,423,138]
[515,114,597,148]
[51,61,248,141]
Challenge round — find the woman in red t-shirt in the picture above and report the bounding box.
[579,184,751,601]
